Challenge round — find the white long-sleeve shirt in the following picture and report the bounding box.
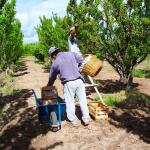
[68,35,82,55]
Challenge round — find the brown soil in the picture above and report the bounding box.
[0,57,150,150]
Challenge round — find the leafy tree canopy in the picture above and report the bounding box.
[36,0,150,86]
[0,0,23,70]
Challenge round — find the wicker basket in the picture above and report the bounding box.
[82,55,103,77]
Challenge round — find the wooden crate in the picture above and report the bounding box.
[41,86,58,104]
[88,101,108,120]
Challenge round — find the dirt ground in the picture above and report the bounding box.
[0,57,150,150]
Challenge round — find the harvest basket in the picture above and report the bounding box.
[82,55,103,77]
[41,86,58,105]
[88,101,108,120]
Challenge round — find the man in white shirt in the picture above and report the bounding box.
[68,26,82,55]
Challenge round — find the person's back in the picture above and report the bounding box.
[54,52,84,84]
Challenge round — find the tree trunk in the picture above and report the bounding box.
[119,72,133,89]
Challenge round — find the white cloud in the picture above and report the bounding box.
[24,34,39,44]
[16,0,70,43]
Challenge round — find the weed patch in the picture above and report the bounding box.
[133,69,150,78]
[94,91,126,108]
[133,69,145,78]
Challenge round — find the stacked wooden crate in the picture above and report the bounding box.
[41,86,58,105]
[88,101,108,120]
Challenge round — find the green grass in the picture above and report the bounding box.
[0,73,15,96]
[134,56,150,78]
[94,89,150,109]
[0,86,14,96]
[94,96,101,101]
[0,72,16,115]
[94,91,126,108]
[133,69,150,78]
[96,95,126,108]
[133,69,145,78]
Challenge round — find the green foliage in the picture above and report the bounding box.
[22,43,37,56]
[35,0,150,86]
[94,91,126,108]
[67,0,102,55]
[104,96,119,108]
[133,69,150,78]
[33,49,45,62]
[36,14,72,58]
[99,0,150,85]
[104,91,126,108]
[0,86,14,96]
[0,0,23,70]
[0,72,15,97]
[95,89,150,108]
[0,0,7,10]
[133,69,145,78]
[0,72,18,116]
[36,0,103,60]
[67,0,150,86]
[22,43,45,61]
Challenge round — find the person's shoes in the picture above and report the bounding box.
[68,120,80,127]
[83,119,90,126]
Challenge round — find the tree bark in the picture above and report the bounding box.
[119,72,133,88]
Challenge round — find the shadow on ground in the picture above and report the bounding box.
[0,89,33,128]
[40,142,64,150]
[12,59,29,77]
[43,68,49,73]
[0,89,53,150]
[109,90,150,143]
[86,79,139,94]
[144,69,150,78]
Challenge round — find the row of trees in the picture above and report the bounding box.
[36,14,72,59]
[37,0,150,86]
[22,43,45,61]
[0,0,23,71]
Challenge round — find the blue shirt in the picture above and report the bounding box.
[48,52,84,85]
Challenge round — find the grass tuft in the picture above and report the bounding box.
[133,69,150,78]
[104,95,126,108]
[94,91,126,108]
[0,86,14,96]
[133,69,145,78]
[0,73,15,96]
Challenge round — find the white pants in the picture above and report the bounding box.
[64,79,90,122]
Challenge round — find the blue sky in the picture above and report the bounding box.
[16,0,70,43]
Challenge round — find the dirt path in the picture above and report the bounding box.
[0,57,150,150]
